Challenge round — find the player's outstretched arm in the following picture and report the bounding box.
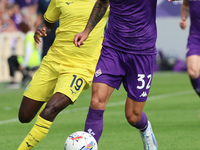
[74,0,109,47]
[34,20,55,44]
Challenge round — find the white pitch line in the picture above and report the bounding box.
[0,90,194,125]
[147,90,194,101]
[0,118,19,125]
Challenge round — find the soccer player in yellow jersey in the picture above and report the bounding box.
[17,0,109,149]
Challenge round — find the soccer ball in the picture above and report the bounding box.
[64,131,98,150]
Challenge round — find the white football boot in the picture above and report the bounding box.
[139,121,158,150]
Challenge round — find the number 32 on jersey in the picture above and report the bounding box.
[137,74,152,90]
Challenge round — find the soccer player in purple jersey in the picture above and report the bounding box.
[74,0,158,149]
[179,0,200,98]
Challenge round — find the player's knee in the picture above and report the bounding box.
[40,104,60,121]
[90,97,99,106]
[90,96,106,110]
[18,110,33,123]
[125,113,140,126]
[187,68,199,79]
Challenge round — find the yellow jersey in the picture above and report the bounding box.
[43,0,109,74]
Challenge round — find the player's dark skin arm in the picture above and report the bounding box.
[74,0,109,47]
[34,20,55,44]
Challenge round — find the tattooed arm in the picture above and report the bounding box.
[84,0,109,34]
[180,0,189,30]
[74,0,109,47]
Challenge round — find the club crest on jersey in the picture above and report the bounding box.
[95,68,102,77]
[25,84,31,91]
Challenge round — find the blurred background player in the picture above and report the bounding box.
[15,0,38,28]
[74,0,158,149]
[0,2,18,32]
[7,21,41,89]
[179,0,200,97]
[35,0,59,58]
[17,0,109,149]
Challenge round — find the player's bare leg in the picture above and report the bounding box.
[18,96,44,123]
[90,83,114,110]
[40,92,72,121]
[125,97,157,150]
[187,55,200,97]
[18,92,72,150]
[125,97,146,127]
[85,82,114,143]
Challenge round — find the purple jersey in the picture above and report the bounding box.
[186,1,200,57]
[188,1,200,35]
[103,0,157,54]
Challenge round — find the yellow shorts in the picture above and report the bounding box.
[24,59,93,103]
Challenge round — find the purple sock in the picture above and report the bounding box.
[84,107,104,144]
[132,112,148,132]
[190,76,200,97]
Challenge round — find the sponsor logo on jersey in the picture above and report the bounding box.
[70,89,76,94]
[26,142,33,148]
[139,91,147,97]
[66,2,74,5]
[25,84,31,91]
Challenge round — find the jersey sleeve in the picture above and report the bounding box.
[44,0,60,23]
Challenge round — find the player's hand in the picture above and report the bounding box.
[180,17,187,30]
[74,31,89,48]
[34,27,47,44]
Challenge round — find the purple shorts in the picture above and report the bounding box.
[186,35,200,57]
[93,46,156,102]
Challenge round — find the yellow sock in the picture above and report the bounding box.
[18,116,52,150]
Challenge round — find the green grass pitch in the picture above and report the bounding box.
[0,71,200,150]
